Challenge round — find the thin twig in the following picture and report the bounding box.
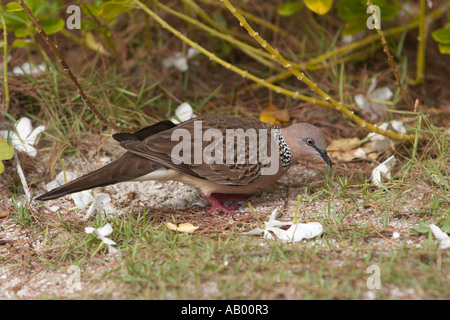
[17,0,130,133]
[367,0,414,111]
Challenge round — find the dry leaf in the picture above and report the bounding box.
[84,32,111,56]
[260,105,290,125]
[0,210,10,218]
[327,137,361,162]
[166,222,199,233]
[327,137,361,152]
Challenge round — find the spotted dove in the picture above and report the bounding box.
[36,115,331,215]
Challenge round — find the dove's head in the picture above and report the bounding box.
[281,123,332,167]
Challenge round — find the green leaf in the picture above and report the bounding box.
[212,11,227,29]
[14,26,32,37]
[0,138,14,174]
[41,18,64,35]
[413,222,430,234]
[1,10,29,29]
[380,2,399,21]
[11,39,33,48]
[432,27,450,44]
[342,19,366,36]
[4,2,23,12]
[304,0,333,15]
[97,0,133,20]
[441,216,450,234]
[277,1,304,16]
[337,0,365,21]
[83,3,100,17]
[438,43,450,54]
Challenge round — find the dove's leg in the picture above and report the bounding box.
[200,193,242,216]
[212,193,253,203]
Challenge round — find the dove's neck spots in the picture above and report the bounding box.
[273,128,291,168]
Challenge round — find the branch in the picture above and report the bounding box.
[220,0,418,142]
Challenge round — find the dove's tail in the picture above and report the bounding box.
[36,152,163,201]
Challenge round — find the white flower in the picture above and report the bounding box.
[45,171,76,191]
[371,155,396,187]
[162,47,200,72]
[85,223,117,246]
[71,190,116,221]
[243,207,323,243]
[170,102,197,124]
[367,120,406,152]
[0,117,45,157]
[12,62,47,76]
[281,222,323,242]
[355,78,393,120]
[428,224,450,250]
[354,147,367,158]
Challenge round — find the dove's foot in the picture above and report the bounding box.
[200,193,253,216]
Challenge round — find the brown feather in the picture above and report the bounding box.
[120,115,279,186]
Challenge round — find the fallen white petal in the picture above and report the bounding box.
[371,155,396,187]
[390,120,406,134]
[171,102,196,124]
[428,224,449,241]
[370,87,393,101]
[371,136,392,152]
[48,205,60,212]
[14,143,38,157]
[367,78,378,94]
[101,237,117,246]
[354,147,367,158]
[25,125,45,146]
[266,226,289,240]
[46,171,76,191]
[354,94,369,111]
[187,47,200,59]
[15,117,33,138]
[12,62,46,75]
[85,224,117,246]
[71,190,94,209]
[85,227,96,234]
[283,222,323,242]
[97,223,114,237]
[439,238,450,249]
[242,227,265,235]
[163,53,188,72]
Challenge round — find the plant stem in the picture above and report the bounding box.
[293,194,301,225]
[408,0,427,86]
[366,0,414,111]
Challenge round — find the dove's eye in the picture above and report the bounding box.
[305,138,315,146]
